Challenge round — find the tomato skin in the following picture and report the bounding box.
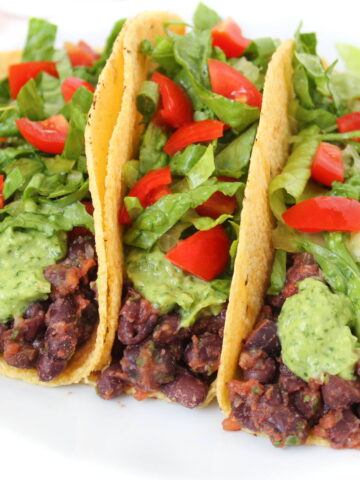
[145,185,172,205]
[16,114,69,154]
[166,225,230,281]
[282,196,360,233]
[196,191,236,219]
[311,142,344,187]
[82,201,94,215]
[164,120,225,156]
[61,76,95,102]
[337,112,360,142]
[8,61,58,99]
[119,166,172,224]
[208,59,262,109]
[0,174,4,209]
[65,41,99,67]
[211,18,251,58]
[151,72,193,128]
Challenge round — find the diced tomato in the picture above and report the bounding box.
[61,76,95,102]
[164,120,225,156]
[196,191,236,219]
[16,114,69,154]
[222,415,241,432]
[0,138,7,142]
[196,175,237,219]
[211,18,251,58]
[208,59,262,108]
[8,61,58,99]
[166,225,230,281]
[119,166,172,224]
[337,112,360,142]
[145,185,172,205]
[65,41,100,67]
[0,174,4,209]
[82,201,94,215]
[311,142,344,187]
[282,196,360,233]
[151,72,193,128]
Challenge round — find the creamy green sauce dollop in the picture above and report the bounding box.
[0,228,66,322]
[126,247,227,327]
[278,278,359,381]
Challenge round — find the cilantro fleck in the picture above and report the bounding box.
[285,435,301,446]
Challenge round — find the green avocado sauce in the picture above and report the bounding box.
[0,228,66,322]
[278,278,359,382]
[126,247,227,328]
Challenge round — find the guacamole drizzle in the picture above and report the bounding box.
[0,228,66,322]
[278,277,359,382]
[126,247,227,327]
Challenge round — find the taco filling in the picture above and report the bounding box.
[224,30,360,447]
[97,3,279,407]
[0,17,123,381]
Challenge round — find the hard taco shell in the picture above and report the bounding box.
[0,49,109,386]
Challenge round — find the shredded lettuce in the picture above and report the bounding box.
[124,180,241,249]
[193,3,221,31]
[215,123,257,178]
[337,43,360,75]
[186,144,215,188]
[139,122,168,175]
[0,106,19,137]
[17,79,45,120]
[170,144,207,176]
[22,18,57,62]
[267,249,287,295]
[269,126,320,220]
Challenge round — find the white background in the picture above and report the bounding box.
[0,1,359,479]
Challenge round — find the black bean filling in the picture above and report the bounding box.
[97,285,226,408]
[0,236,99,381]
[226,253,360,449]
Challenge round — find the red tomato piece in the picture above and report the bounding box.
[0,174,4,209]
[337,112,360,142]
[151,72,193,128]
[0,138,7,142]
[145,185,172,206]
[311,142,344,187]
[65,41,99,67]
[16,114,69,154]
[196,176,237,219]
[211,18,251,58]
[82,201,94,215]
[119,166,172,224]
[196,191,236,219]
[166,225,230,281]
[8,61,58,99]
[282,196,360,233]
[164,120,225,156]
[61,76,95,102]
[208,59,262,108]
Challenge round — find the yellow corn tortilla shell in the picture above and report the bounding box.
[0,50,109,386]
[217,39,295,414]
[216,39,332,448]
[102,12,218,406]
[0,50,21,78]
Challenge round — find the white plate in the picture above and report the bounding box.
[0,1,359,478]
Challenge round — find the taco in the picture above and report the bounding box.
[222,30,360,448]
[0,17,124,385]
[96,3,289,408]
